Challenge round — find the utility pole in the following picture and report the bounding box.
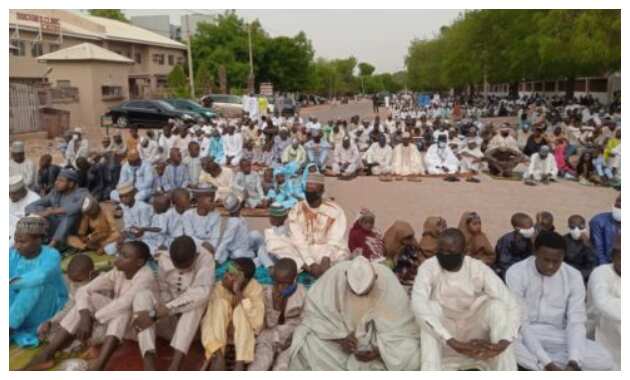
[247,23,255,94]
[185,14,195,98]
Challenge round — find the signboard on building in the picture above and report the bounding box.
[260,82,273,96]
[16,12,62,40]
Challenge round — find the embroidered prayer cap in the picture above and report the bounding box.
[116,180,136,195]
[346,255,376,295]
[402,131,411,138]
[9,175,25,192]
[223,192,241,213]
[58,168,80,183]
[306,172,326,186]
[269,203,288,217]
[15,215,49,236]
[11,141,25,153]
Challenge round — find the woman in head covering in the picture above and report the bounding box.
[383,221,420,286]
[457,211,496,266]
[348,208,385,261]
[418,216,447,260]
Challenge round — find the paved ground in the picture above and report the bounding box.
[13,100,617,244]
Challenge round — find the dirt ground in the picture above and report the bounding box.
[11,101,617,244]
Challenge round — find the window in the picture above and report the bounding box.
[48,43,60,53]
[102,85,124,99]
[57,80,71,87]
[10,40,25,56]
[168,55,174,65]
[30,42,43,57]
[575,79,586,92]
[135,53,142,64]
[153,54,165,65]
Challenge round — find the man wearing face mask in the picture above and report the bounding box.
[304,129,331,173]
[287,172,349,278]
[589,195,621,265]
[289,255,421,370]
[493,212,535,280]
[411,228,521,370]
[506,231,615,371]
[425,135,460,177]
[563,214,597,283]
[523,145,558,186]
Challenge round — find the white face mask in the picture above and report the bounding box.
[612,206,621,222]
[570,227,586,240]
[519,227,535,239]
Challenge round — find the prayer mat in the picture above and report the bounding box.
[216,207,270,218]
[61,251,114,273]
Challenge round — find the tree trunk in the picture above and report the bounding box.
[565,76,575,101]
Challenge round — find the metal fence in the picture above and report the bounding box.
[9,82,41,134]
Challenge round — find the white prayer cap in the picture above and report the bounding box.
[73,127,83,134]
[202,125,213,135]
[11,141,25,153]
[402,131,411,138]
[9,175,25,192]
[116,180,135,195]
[346,256,376,295]
[223,192,241,214]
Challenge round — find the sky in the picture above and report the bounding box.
[122,9,462,73]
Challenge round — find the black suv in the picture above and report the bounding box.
[105,100,198,129]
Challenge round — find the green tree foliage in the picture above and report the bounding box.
[88,9,128,22]
[167,65,191,98]
[358,62,376,77]
[405,9,620,97]
[194,62,213,95]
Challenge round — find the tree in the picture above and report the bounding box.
[358,62,375,77]
[167,65,190,98]
[194,62,213,96]
[88,9,128,22]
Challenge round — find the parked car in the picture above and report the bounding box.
[279,98,299,116]
[165,98,216,122]
[199,94,244,118]
[105,100,198,129]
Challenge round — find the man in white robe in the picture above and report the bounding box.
[506,231,615,371]
[331,137,362,177]
[138,137,159,164]
[263,204,303,269]
[524,145,558,185]
[133,236,215,370]
[425,135,460,175]
[199,158,235,203]
[64,129,89,168]
[9,175,41,244]
[411,228,521,370]
[9,141,36,189]
[365,135,393,176]
[288,256,421,370]
[183,186,222,251]
[287,172,349,277]
[391,132,425,176]
[587,236,620,369]
[458,139,484,174]
[223,125,244,166]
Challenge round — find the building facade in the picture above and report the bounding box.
[9,9,187,98]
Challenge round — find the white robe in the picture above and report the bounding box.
[587,264,620,369]
[506,257,615,370]
[9,189,41,244]
[390,144,425,176]
[525,153,558,181]
[223,133,243,165]
[10,159,36,188]
[424,144,460,175]
[263,225,303,269]
[365,143,393,175]
[411,256,521,370]
[287,200,349,267]
[458,146,484,173]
